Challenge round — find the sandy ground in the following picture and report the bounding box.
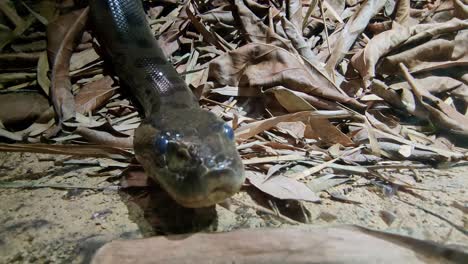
[0,152,467,263]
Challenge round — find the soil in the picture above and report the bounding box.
[0,151,467,263]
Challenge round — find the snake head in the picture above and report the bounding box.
[134,108,245,208]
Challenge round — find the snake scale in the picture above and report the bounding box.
[89,0,245,208]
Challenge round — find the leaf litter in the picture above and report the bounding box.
[0,0,467,262]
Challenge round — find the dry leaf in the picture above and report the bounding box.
[325,0,387,73]
[246,170,320,202]
[75,76,116,114]
[91,225,468,264]
[47,7,89,123]
[0,92,49,128]
[208,43,363,108]
[233,0,294,52]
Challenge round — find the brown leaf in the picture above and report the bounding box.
[369,79,428,119]
[37,51,50,95]
[246,170,320,202]
[186,3,228,52]
[325,0,387,73]
[75,76,116,114]
[199,6,235,25]
[351,22,412,81]
[381,36,468,75]
[233,0,295,52]
[400,63,468,135]
[91,225,468,264]
[47,7,89,123]
[235,110,351,140]
[208,43,364,109]
[285,0,303,29]
[368,18,468,76]
[158,18,189,57]
[265,87,340,110]
[453,0,468,20]
[69,48,100,71]
[280,16,318,62]
[0,92,49,128]
[262,87,354,146]
[393,0,411,25]
[376,141,448,162]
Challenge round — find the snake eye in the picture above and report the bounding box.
[154,134,169,154]
[223,123,234,141]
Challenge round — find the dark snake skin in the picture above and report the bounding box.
[89,0,244,207]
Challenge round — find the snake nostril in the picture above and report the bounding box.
[215,154,226,163]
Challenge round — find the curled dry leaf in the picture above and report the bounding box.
[47,7,89,123]
[208,43,363,109]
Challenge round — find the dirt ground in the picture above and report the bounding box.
[0,151,467,263]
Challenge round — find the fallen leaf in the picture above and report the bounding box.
[233,0,294,52]
[400,63,468,135]
[91,226,467,264]
[235,110,351,140]
[208,43,364,109]
[75,76,116,114]
[246,170,320,202]
[37,51,50,95]
[0,92,49,128]
[47,7,89,124]
[325,0,387,73]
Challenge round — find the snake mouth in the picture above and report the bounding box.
[169,168,244,208]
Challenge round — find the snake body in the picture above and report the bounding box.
[89,0,244,207]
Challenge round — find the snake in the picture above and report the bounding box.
[89,0,245,208]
